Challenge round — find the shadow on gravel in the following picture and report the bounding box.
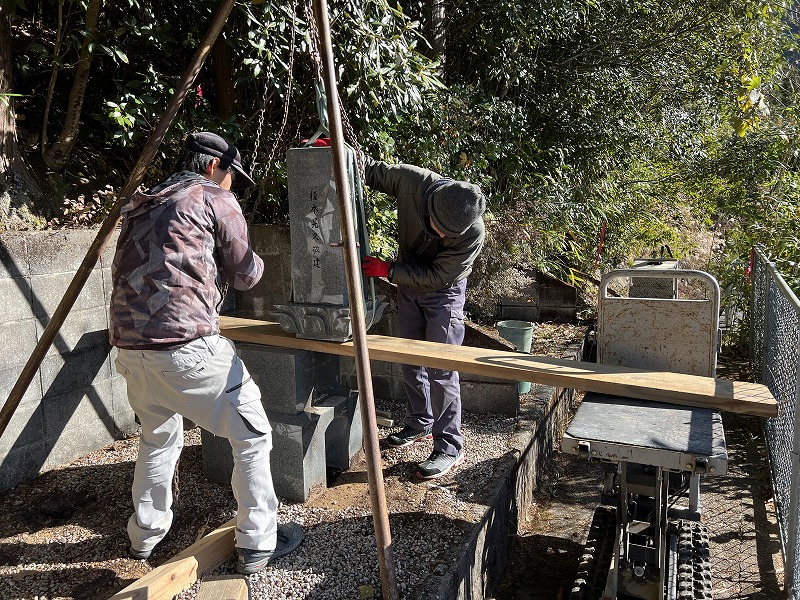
[705,413,783,600]
[0,442,238,599]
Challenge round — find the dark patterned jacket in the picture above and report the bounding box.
[109,172,263,348]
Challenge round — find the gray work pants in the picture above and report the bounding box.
[115,335,279,553]
[398,279,467,456]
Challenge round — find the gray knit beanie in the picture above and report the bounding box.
[428,180,485,237]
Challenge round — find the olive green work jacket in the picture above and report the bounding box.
[364,156,485,292]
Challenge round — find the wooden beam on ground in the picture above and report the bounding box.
[196,575,249,600]
[220,317,778,417]
[110,518,236,600]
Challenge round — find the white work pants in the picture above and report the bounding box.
[115,335,278,553]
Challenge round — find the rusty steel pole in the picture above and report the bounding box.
[310,1,399,598]
[0,0,237,440]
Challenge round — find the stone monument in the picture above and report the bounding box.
[272,146,386,341]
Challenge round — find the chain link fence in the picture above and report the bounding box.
[751,247,800,599]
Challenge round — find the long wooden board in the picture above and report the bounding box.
[110,518,236,600]
[220,317,778,417]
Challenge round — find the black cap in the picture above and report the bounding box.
[186,131,256,190]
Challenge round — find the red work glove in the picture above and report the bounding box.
[361,256,391,278]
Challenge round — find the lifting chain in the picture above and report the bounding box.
[247,0,370,219]
[247,0,298,223]
[303,0,368,212]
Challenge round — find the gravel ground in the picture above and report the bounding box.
[0,395,524,600]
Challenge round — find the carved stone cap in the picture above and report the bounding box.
[272,297,388,342]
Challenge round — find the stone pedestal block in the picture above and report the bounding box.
[201,404,335,502]
[316,392,362,470]
[200,428,234,486]
[460,375,520,416]
[236,344,341,415]
[268,406,334,501]
[201,345,365,502]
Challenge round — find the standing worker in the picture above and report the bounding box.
[109,132,302,574]
[361,156,486,479]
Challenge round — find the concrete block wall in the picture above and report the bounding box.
[0,230,133,491]
[0,225,292,493]
[496,271,578,323]
[235,224,292,320]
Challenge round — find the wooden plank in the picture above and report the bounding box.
[220,317,778,417]
[110,518,236,600]
[196,575,249,600]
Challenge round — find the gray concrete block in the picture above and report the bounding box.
[0,277,33,324]
[368,374,406,404]
[36,306,109,356]
[460,380,519,417]
[42,379,117,470]
[101,266,113,306]
[235,227,293,319]
[270,405,334,501]
[249,224,291,256]
[390,361,406,377]
[316,393,362,470]
[99,231,119,269]
[200,428,233,486]
[201,405,335,502]
[111,374,138,435]
[368,359,393,378]
[0,398,44,457]
[40,344,112,398]
[0,441,47,492]
[27,230,97,276]
[31,269,105,318]
[0,233,29,279]
[236,344,340,415]
[496,272,577,323]
[0,319,39,370]
[339,357,355,384]
[0,364,42,408]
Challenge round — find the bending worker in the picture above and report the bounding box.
[361,155,486,479]
[109,132,302,575]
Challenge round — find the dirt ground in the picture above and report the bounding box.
[494,354,785,600]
